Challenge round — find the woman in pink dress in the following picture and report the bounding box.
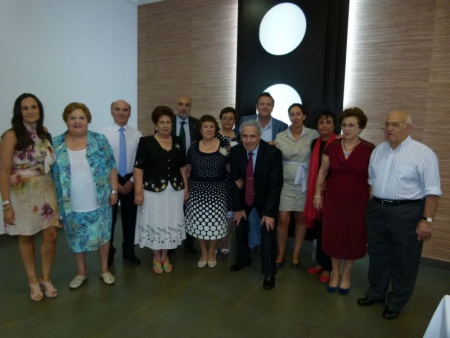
[314,107,374,295]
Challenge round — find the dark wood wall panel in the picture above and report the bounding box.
[345,0,450,261]
[139,0,450,261]
[138,0,237,136]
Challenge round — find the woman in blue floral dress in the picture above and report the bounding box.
[0,93,61,301]
[52,102,119,289]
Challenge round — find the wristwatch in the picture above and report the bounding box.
[111,190,118,195]
[422,216,433,223]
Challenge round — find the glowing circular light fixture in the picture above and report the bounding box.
[259,3,307,56]
[260,84,301,125]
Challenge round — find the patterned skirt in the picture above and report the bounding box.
[62,204,112,253]
[135,184,186,250]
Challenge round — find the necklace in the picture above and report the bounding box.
[155,134,171,142]
[343,138,360,157]
[201,138,217,148]
[67,135,87,150]
[220,130,235,138]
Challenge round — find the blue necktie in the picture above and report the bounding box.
[119,127,127,176]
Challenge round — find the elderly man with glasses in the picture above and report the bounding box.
[357,111,441,320]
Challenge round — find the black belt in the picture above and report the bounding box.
[373,197,423,206]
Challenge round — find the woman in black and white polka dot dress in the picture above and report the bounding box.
[185,115,229,268]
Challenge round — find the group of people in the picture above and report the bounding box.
[0,92,441,321]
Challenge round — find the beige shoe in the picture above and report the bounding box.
[69,275,88,289]
[100,272,115,285]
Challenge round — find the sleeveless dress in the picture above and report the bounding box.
[185,142,228,240]
[1,125,60,235]
[322,139,374,259]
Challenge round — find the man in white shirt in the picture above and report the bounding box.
[101,100,142,266]
[358,111,441,320]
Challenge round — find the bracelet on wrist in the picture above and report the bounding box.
[111,190,118,195]
[2,200,11,206]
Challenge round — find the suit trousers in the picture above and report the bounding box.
[365,198,424,311]
[111,174,138,256]
[235,207,276,277]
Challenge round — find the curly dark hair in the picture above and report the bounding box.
[11,93,51,151]
[199,115,219,133]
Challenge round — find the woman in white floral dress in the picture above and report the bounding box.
[0,93,60,301]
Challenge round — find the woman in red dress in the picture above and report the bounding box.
[313,107,374,295]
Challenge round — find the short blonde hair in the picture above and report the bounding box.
[62,102,92,123]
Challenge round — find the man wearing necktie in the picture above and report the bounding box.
[234,93,288,254]
[229,119,283,290]
[171,95,201,254]
[101,100,142,266]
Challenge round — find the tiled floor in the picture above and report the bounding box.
[0,223,449,338]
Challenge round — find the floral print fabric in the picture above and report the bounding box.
[52,130,115,252]
[2,125,60,235]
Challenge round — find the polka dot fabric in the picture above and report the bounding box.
[185,142,228,240]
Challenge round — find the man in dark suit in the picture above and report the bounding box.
[235,92,288,253]
[229,119,283,290]
[172,95,201,254]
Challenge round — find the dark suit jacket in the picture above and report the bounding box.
[171,115,201,145]
[234,114,288,141]
[230,140,283,218]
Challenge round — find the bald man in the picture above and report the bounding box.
[357,111,441,320]
[101,100,142,266]
[172,95,201,254]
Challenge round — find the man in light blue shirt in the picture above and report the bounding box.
[358,111,441,320]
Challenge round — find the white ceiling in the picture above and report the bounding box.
[127,0,163,5]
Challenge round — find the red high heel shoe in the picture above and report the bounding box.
[307,265,323,274]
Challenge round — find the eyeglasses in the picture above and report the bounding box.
[382,122,409,129]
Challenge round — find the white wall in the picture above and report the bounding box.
[0,0,138,136]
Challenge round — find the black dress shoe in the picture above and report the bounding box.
[123,254,141,265]
[263,276,276,290]
[357,296,383,306]
[229,261,251,272]
[382,306,399,320]
[184,246,198,255]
